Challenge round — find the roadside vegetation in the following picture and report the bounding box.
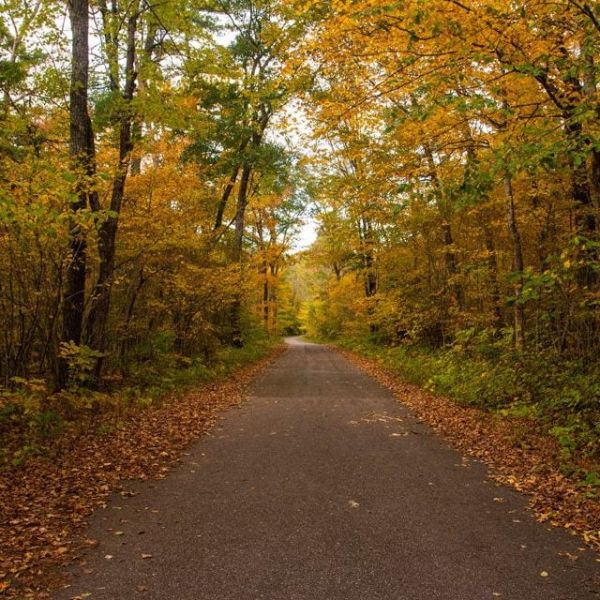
[0,0,306,470]
[287,0,600,480]
[333,336,599,477]
[0,332,279,468]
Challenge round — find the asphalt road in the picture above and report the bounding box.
[56,338,599,600]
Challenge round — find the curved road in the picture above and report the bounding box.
[56,339,598,599]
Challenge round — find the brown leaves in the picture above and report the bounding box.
[0,346,284,599]
[338,347,600,553]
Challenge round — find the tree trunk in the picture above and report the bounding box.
[58,0,97,389]
[230,162,251,347]
[214,165,241,231]
[584,48,600,213]
[130,22,157,175]
[568,126,598,289]
[263,262,269,329]
[227,107,270,346]
[441,221,463,308]
[84,5,138,383]
[569,123,597,235]
[361,217,377,298]
[269,263,278,331]
[504,173,525,351]
[537,66,598,286]
[424,145,463,311]
[461,123,502,332]
[118,267,146,373]
[482,223,503,332]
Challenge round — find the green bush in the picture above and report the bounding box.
[1,331,281,468]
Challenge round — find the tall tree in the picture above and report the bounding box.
[83,0,141,378]
[58,0,97,388]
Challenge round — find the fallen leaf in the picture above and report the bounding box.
[339,347,600,557]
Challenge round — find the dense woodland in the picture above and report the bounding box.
[294,0,600,458]
[1,0,599,459]
[1,0,307,394]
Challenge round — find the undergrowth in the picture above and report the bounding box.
[0,332,280,468]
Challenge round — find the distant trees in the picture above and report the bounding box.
[2,0,597,393]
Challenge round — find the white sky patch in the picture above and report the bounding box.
[294,216,318,250]
[268,99,319,252]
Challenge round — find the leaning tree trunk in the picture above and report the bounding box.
[214,165,241,231]
[58,0,97,389]
[213,137,252,232]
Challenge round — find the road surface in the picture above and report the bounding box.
[56,338,599,599]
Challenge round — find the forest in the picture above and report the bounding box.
[1,0,313,447]
[294,0,600,460]
[0,0,599,595]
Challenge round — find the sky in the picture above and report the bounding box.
[295,217,318,250]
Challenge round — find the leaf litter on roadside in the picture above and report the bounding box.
[337,346,600,553]
[0,347,284,599]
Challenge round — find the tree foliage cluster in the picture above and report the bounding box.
[0,0,306,441]
[1,0,599,458]
[294,0,600,454]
